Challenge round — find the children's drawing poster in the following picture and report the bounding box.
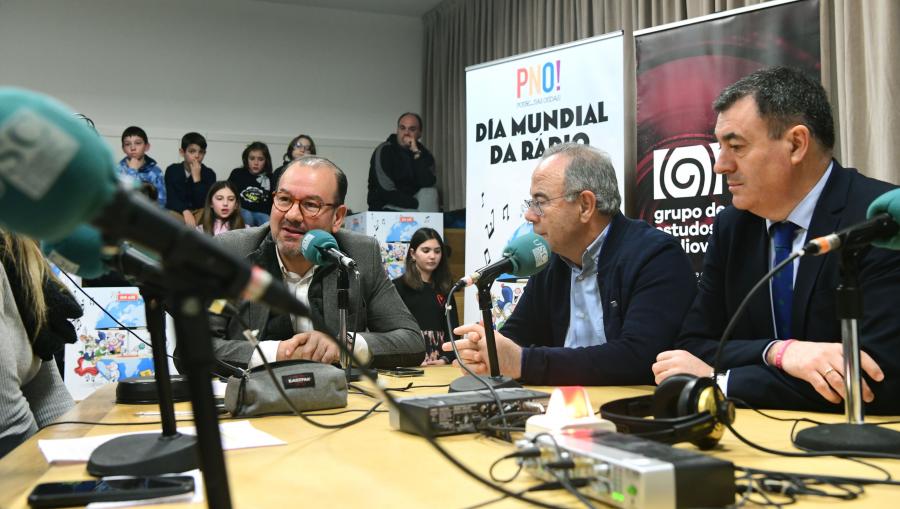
[64,287,154,400]
[489,280,528,330]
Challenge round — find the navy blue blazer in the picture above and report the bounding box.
[676,162,900,414]
[501,213,696,386]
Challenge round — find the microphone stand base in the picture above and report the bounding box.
[794,422,900,454]
[449,375,521,393]
[87,432,198,476]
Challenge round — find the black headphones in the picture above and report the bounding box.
[599,374,736,450]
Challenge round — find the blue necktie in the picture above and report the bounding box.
[771,221,799,339]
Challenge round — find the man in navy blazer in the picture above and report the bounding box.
[652,67,900,413]
[445,142,695,385]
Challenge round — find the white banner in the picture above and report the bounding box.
[463,33,626,324]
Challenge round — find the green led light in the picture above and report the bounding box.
[627,485,638,496]
[611,492,625,502]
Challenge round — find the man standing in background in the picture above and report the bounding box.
[367,112,439,211]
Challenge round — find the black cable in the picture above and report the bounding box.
[478,410,540,437]
[43,419,193,427]
[725,418,900,461]
[735,466,870,507]
[348,383,377,398]
[387,383,452,390]
[735,466,899,488]
[736,475,795,508]
[443,282,513,441]
[553,473,596,509]
[729,397,826,426]
[59,270,247,377]
[59,271,160,356]
[712,251,801,377]
[225,283,580,508]
[488,451,528,483]
[231,311,383,430]
[724,396,899,480]
[707,250,900,460]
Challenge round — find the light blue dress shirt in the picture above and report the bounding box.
[563,225,610,348]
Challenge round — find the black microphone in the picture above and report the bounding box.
[111,243,166,285]
[42,225,166,289]
[0,88,307,317]
[803,213,899,255]
[300,229,358,271]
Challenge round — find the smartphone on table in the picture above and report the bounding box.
[27,475,194,508]
[378,367,425,377]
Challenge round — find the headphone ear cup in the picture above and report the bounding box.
[678,377,725,450]
[652,374,696,419]
[676,376,713,417]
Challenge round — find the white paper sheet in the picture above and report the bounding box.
[38,421,285,464]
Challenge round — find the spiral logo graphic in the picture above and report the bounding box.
[653,143,723,200]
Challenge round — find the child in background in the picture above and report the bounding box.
[194,181,245,236]
[164,132,216,227]
[273,134,317,186]
[117,126,166,207]
[228,141,273,227]
[392,228,458,365]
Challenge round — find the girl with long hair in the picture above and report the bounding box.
[195,181,246,236]
[273,134,317,187]
[392,228,458,365]
[228,141,274,227]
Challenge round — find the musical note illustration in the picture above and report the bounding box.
[502,204,509,221]
[483,248,491,264]
[481,192,485,207]
[485,209,495,239]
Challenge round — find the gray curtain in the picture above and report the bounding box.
[423,0,900,212]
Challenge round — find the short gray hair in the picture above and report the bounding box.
[542,142,621,215]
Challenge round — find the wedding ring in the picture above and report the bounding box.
[823,367,835,377]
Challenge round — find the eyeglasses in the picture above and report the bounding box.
[293,143,312,151]
[522,194,573,217]
[272,192,335,217]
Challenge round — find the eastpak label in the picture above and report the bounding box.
[282,372,315,389]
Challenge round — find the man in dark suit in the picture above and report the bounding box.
[446,142,695,386]
[209,156,425,371]
[652,66,900,413]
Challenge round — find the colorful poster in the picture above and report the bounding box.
[64,287,155,400]
[464,32,626,324]
[489,280,528,331]
[634,0,820,276]
[345,211,444,280]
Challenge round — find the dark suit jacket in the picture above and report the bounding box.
[501,213,696,386]
[208,227,425,371]
[677,162,900,414]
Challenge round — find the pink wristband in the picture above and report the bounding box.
[774,339,796,370]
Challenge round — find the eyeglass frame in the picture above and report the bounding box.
[522,193,576,217]
[271,191,337,217]
[293,142,313,150]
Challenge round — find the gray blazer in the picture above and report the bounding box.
[208,226,425,369]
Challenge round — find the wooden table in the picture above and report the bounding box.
[1,366,898,508]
